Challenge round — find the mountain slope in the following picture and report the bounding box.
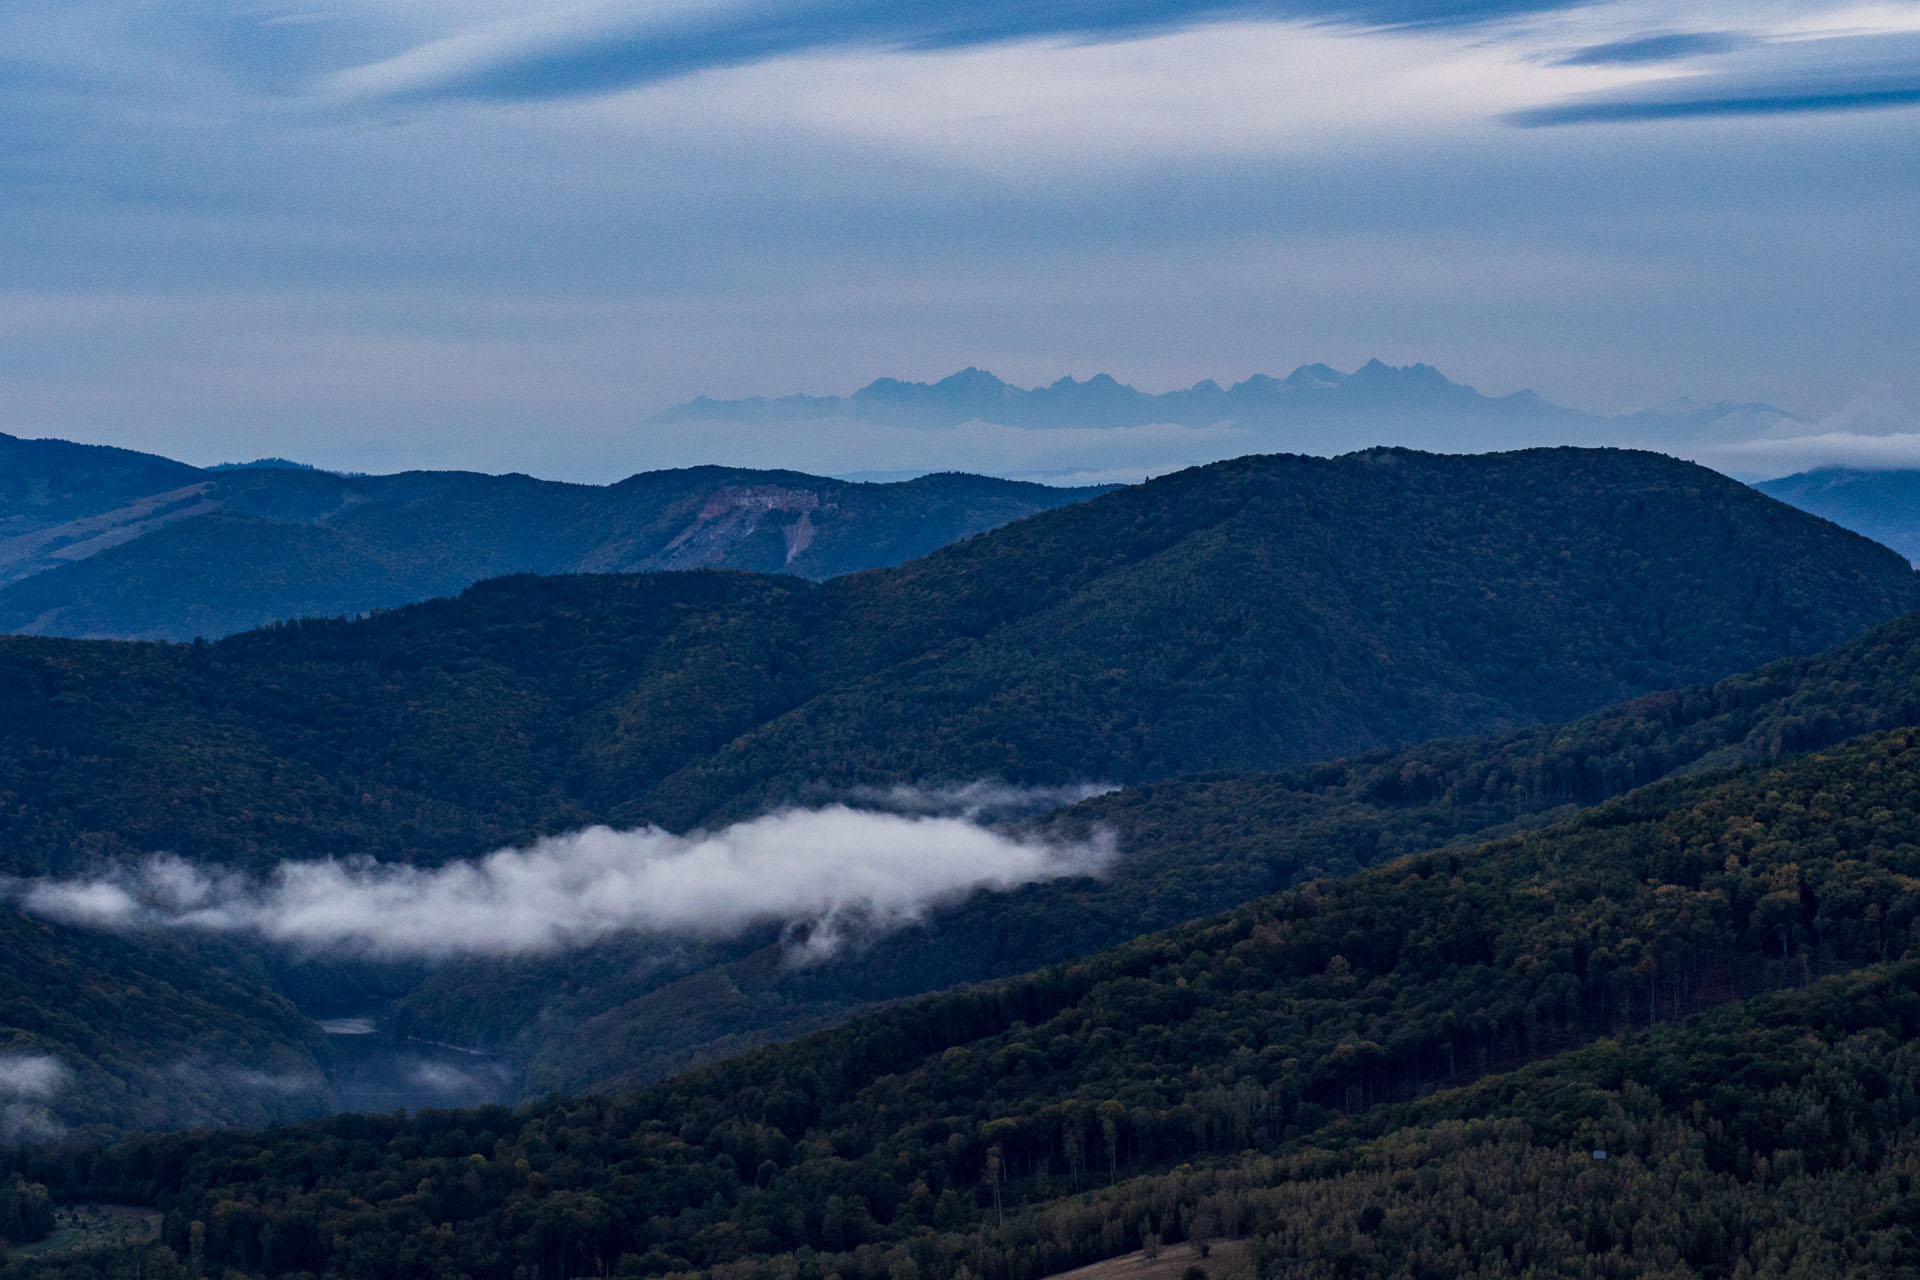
[1,447,1911,883]
[654,361,1586,433]
[0,443,1108,639]
[1758,466,1920,564]
[410,599,1920,1098]
[0,447,1914,1129]
[0,909,329,1136]
[639,446,1920,822]
[0,435,204,543]
[37,725,1920,1280]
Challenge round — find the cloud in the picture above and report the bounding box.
[406,1059,517,1101]
[0,1052,69,1141]
[1515,30,1920,124]
[1554,31,1752,67]
[1695,430,1920,477]
[839,781,1118,822]
[6,1,1920,477]
[0,1054,66,1099]
[1682,391,1920,478]
[168,1060,329,1098]
[324,0,1575,104]
[1515,84,1920,124]
[13,803,1115,961]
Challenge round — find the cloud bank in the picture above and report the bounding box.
[14,804,1114,961]
[7,0,1920,477]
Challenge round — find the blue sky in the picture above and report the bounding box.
[3,0,1918,480]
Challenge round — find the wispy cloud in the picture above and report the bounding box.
[1684,390,1920,478]
[0,1053,69,1141]
[1553,31,1754,67]
[12,803,1115,961]
[1515,29,1920,124]
[322,0,1576,104]
[5,0,1920,473]
[841,780,1117,822]
[1698,430,1920,475]
[167,1058,329,1099]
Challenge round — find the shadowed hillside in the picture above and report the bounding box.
[0,447,1917,1129]
[2,447,1913,881]
[407,600,1920,1097]
[0,440,1107,640]
[25,726,1920,1279]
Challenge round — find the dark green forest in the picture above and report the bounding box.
[3,447,1920,1131]
[0,911,329,1135]
[13,725,1920,1279]
[4,448,1911,881]
[401,597,1920,1099]
[5,447,1920,1277]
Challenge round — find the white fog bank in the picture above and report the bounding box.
[13,805,1114,961]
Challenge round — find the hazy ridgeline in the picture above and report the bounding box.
[0,436,1109,641]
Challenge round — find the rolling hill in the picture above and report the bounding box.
[0,435,1108,640]
[408,594,1920,1100]
[0,446,1917,1133]
[26,722,1920,1279]
[2,447,1912,882]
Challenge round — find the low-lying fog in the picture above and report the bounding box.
[11,790,1116,961]
[6,786,1116,1121]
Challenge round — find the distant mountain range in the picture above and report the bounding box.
[0,433,1109,640]
[1,372,1906,644]
[1758,468,1920,565]
[652,360,1801,463]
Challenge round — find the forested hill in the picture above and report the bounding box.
[643,446,1919,822]
[24,726,1920,1280]
[11,554,1920,1139]
[0,434,1107,640]
[0,445,1915,1137]
[401,599,1920,1100]
[2,446,1915,885]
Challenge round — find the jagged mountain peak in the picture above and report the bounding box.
[933,367,1016,395]
[1282,362,1345,388]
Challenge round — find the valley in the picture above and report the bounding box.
[3,444,1920,1278]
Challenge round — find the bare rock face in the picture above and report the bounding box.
[654,486,825,570]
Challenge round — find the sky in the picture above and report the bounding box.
[3,0,1918,481]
